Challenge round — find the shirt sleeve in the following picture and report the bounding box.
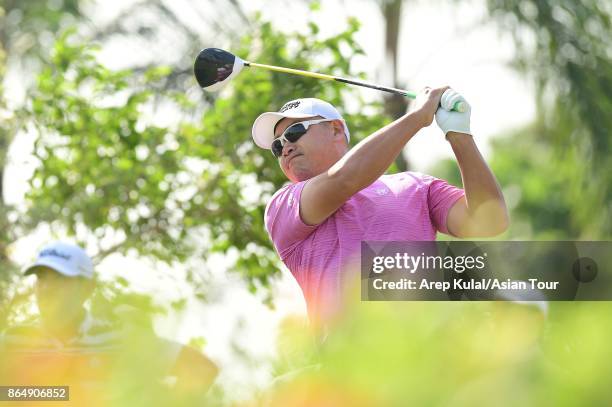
[265,181,318,260]
[424,175,465,235]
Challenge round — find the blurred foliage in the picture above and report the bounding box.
[489,125,601,239]
[485,0,612,237]
[0,0,252,322]
[18,17,388,299]
[258,301,612,406]
[432,0,612,239]
[0,0,82,61]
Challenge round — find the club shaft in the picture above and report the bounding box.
[244,61,465,112]
[335,78,416,99]
[245,61,416,99]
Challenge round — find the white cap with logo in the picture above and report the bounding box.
[24,242,94,279]
[251,98,350,150]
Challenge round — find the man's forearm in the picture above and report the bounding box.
[328,112,423,191]
[448,132,508,228]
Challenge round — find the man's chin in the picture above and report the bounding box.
[290,170,316,183]
[284,165,311,183]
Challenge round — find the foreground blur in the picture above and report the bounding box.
[3,295,612,405]
[255,300,612,407]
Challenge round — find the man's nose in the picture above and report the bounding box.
[283,143,296,157]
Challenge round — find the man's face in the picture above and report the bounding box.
[34,267,94,325]
[274,116,348,182]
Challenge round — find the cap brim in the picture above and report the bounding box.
[24,259,92,279]
[251,112,317,149]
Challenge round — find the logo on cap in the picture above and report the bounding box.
[40,249,72,261]
[279,101,301,113]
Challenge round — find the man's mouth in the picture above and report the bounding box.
[287,153,303,165]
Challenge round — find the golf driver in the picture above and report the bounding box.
[194,48,467,112]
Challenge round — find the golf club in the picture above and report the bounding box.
[194,48,467,112]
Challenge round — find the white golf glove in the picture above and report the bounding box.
[435,89,472,137]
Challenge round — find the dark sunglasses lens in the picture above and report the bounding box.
[271,139,283,157]
[271,123,308,157]
[283,123,307,142]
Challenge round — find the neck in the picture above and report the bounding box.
[42,306,87,342]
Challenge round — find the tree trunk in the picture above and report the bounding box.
[381,0,410,172]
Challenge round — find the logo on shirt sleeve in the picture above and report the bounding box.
[287,192,295,207]
[375,187,390,196]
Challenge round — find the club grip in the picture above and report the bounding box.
[440,89,468,113]
[451,101,467,113]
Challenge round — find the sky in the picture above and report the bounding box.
[4,0,536,401]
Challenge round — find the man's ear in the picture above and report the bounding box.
[331,120,345,137]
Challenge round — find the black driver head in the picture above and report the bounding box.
[194,48,242,90]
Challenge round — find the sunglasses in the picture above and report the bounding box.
[271,119,335,157]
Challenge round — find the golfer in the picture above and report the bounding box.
[0,241,218,403]
[251,87,508,326]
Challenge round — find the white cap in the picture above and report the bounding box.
[24,242,94,279]
[251,98,350,149]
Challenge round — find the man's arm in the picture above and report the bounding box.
[445,132,509,237]
[301,87,448,225]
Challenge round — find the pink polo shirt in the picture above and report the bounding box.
[265,171,465,324]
